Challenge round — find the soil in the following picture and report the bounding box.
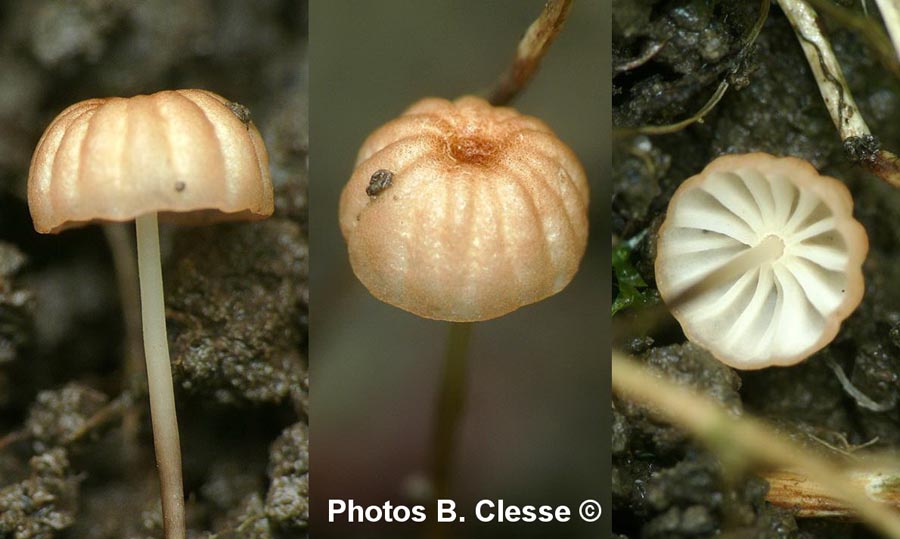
[0,1,308,538]
[613,1,900,538]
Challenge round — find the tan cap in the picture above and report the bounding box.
[28,89,273,234]
[339,96,590,322]
[655,153,868,369]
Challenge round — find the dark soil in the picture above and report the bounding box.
[613,1,900,538]
[0,1,307,537]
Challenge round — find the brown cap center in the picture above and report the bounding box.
[447,135,501,167]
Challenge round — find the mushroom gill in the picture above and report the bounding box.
[655,153,868,370]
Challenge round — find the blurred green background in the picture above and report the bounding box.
[309,1,609,537]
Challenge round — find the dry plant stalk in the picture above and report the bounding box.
[766,468,900,518]
[611,352,900,538]
[617,81,729,138]
[778,0,900,188]
[805,0,900,76]
[488,0,573,106]
[874,0,900,61]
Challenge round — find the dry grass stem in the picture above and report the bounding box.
[612,352,900,538]
[64,391,136,445]
[875,0,900,61]
[805,0,900,76]
[778,0,900,188]
[614,81,730,138]
[765,468,900,518]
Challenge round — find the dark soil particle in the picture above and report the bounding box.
[0,449,79,539]
[265,422,309,529]
[742,358,852,438]
[614,1,900,537]
[613,0,758,127]
[167,219,308,407]
[0,242,32,371]
[614,343,742,457]
[214,494,275,539]
[25,383,108,451]
[366,169,394,197]
[612,344,779,535]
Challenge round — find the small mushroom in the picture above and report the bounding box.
[27,89,273,539]
[339,95,590,321]
[655,153,868,369]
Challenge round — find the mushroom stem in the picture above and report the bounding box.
[487,0,573,106]
[665,235,784,310]
[429,321,473,535]
[135,212,186,539]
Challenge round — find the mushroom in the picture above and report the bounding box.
[338,95,590,321]
[338,95,589,504]
[655,153,867,369]
[27,89,273,539]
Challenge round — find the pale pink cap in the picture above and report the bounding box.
[28,89,273,234]
[339,95,590,322]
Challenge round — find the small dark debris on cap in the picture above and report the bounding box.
[366,169,393,197]
[175,181,186,192]
[227,101,252,127]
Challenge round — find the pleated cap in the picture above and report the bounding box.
[339,96,590,322]
[28,89,273,234]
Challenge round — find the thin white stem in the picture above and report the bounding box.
[136,212,185,539]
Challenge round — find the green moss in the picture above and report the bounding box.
[612,230,659,316]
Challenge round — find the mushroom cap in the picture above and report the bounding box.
[28,89,273,234]
[655,153,868,369]
[339,95,590,322]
